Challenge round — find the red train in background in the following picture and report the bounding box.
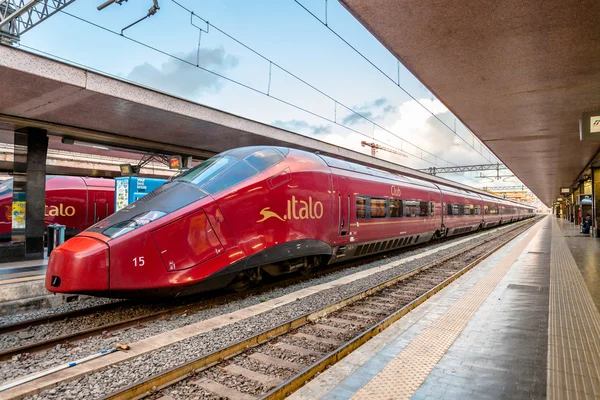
[0,176,114,242]
[46,146,535,298]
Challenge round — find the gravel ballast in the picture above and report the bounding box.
[16,221,535,399]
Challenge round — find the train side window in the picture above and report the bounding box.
[447,203,453,215]
[405,201,419,217]
[203,161,257,194]
[356,196,366,219]
[244,149,284,172]
[452,204,459,215]
[419,201,429,217]
[457,204,465,215]
[474,205,481,215]
[370,198,387,218]
[484,205,489,215]
[429,201,435,217]
[469,204,475,215]
[390,199,403,217]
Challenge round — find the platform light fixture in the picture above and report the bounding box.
[61,137,111,151]
[560,187,571,194]
[168,155,182,169]
[119,164,132,176]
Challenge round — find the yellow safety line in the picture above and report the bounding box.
[547,218,600,399]
[0,275,45,285]
[351,220,544,400]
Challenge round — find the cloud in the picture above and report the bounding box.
[341,112,372,126]
[341,97,397,126]
[127,47,238,98]
[386,98,485,166]
[272,119,332,135]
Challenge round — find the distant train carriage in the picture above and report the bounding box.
[46,147,535,298]
[0,176,115,242]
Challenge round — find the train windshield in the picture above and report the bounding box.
[175,156,237,187]
[0,179,12,196]
[175,148,285,194]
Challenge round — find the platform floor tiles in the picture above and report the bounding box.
[289,217,600,399]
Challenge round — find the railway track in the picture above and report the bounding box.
[0,221,528,363]
[101,218,538,400]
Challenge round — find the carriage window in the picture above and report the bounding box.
[457,204,465,215]
[390,199,403,217]
[469,204,475,215]
[370,198,387,218]
[419,201,429,217]
[484,205,489,215]
[356,196,366,219]
[244,149,284,172]
[474,205,481,215]
[447,203,453,215]
[405,201,419,217]
[429,202,435,217]
[453,204,459,215]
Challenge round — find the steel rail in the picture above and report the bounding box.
[1,221,527,361]
[101,218,538,400]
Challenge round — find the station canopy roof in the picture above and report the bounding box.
[0,45,516,202]
[340,0,600,206]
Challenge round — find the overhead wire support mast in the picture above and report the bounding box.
[0,0,76,44]
[419,163,506,176]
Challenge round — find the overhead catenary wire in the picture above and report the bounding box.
[28,0,460,170]
[292,0,497,164]
[18,1,496,186]
[168,0,457,168]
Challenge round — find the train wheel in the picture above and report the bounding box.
[229,273,251,292]
[229,268,261,292]
[299,256,320,276]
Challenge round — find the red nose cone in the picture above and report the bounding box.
[46,236,110,293]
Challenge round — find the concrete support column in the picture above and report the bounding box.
[592,168,600,238]
[12,127,48,259]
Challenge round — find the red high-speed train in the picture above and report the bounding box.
[46,146,535,297]
[0,176,114,242]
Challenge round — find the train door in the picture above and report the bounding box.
[92,191,109,224]
[335,176,351,237]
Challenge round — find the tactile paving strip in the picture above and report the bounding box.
[351,221,544,400]
[548,218,600,399]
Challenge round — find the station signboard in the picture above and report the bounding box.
[580,111,600,141]
[560,187,571,194]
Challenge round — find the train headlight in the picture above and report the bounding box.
[103,210,167,239]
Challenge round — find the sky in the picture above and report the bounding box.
[16,0,531,192]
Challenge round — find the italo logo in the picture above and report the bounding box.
[594,119,600,126]
[257,196,324,222]
[45,204,76,217]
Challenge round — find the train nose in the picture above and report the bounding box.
[45,236,110,293]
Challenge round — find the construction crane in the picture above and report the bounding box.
[361,141,408,158]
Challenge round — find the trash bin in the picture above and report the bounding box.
[47,224,66,256]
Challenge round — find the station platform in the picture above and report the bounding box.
[0,256,51,315]
[290,217,600,399]
[0,256,47,287]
